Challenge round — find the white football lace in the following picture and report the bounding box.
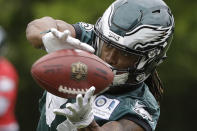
[58,85,88,94]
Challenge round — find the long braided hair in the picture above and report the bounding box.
[145,69,164,105]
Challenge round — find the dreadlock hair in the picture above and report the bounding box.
[145,69,164,105]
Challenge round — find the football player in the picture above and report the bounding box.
[0,26,19,131]
[26,0,174,131]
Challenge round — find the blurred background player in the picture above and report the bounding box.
[0,26,19,131]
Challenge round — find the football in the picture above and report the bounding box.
[31,49,114,98]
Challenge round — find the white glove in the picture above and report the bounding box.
[54,86,96,129]
[42,28,95,53]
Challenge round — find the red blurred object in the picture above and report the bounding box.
[31,49,114,98]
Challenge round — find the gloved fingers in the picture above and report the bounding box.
[64,108,74,117]
[76,94,83,108]
[50,28,70,41]
[90,95,96,104]
[78,42,95,53]
[84,86,96,103]
[66,36,81,46]
[50,28,62,38]
[66,36,95,53]
[50,28,95,53]
[61,30,71,41]
[66,103,77,115]
[53,108,68,117]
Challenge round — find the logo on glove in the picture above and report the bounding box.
[71,62,88,81]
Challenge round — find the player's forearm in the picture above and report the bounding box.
[26,16,76,49]
[78,120,123,131]
[26,16,57,48]
[77,120,102,131]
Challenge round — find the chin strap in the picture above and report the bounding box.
[111,66,135,86]
[112,72,129,86]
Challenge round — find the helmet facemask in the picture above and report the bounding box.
[93,31,142,86]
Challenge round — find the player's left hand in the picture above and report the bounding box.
[54,86,96,129]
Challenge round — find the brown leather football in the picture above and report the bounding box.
[31,49,114,98]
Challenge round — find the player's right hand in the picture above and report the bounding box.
[42,28,95,53]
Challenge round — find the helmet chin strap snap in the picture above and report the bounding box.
[136,73,146,82]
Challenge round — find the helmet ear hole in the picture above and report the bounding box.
[136,73,146,82]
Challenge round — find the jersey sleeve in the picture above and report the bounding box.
[72,22,95,45]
